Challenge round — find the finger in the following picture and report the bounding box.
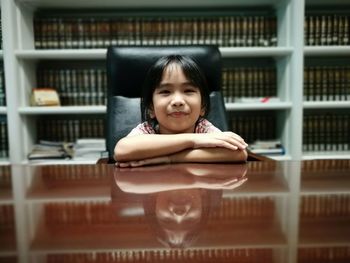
[118,162,131,167]
[221,136,247,150]
[224,132,248,147]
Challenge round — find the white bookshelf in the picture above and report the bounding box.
[19,105,106,115]
[0,0,349,164]
[0,107,7,114]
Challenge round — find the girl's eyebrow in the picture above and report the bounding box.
[158,81,195,88]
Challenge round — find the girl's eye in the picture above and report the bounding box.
[158,89,170,94]
[184,88,197,93]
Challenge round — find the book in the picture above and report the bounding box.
[27,140,73,160]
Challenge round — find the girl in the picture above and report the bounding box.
[114,55,248,167]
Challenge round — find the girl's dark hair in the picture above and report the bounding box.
[141,55,210,123]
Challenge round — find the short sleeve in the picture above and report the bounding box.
[127,122,156,136]
[195,118,221,133]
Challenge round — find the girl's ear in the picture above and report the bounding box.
[149,105,155,119]
[200,107,205,117]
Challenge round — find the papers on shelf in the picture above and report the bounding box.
[73,138,106,159]
[28,141,73,160]
[248,140,285,155]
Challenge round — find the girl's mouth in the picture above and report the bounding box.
[169,112,187,118]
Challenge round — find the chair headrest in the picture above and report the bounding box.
[107,46,222,98]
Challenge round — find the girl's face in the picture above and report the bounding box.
[150,63,204,134]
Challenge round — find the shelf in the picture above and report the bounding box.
[303,101,350,109]
[15,47,294,61]
[23,158,100,165]
[304,46,350,56]
[0,158,10,165]
[302,152,350,160]
[305,0,350,5]
[19,103,294,114]
[18,0,283,8]
[268,155,292,161]
[226,102,292,111]
[0,51,3,59]
[220,47,293,57]
[0,107,7,114]
[18,106,106,115]
[16,49,106,60]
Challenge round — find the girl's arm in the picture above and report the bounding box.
[114,132,247,162]
[170,147,248,164]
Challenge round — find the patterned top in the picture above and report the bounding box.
[127,118,221,136]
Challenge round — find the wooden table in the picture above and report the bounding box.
[2,160,350,262]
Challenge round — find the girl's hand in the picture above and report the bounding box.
[116,156,171,167]
[191,132,248,151]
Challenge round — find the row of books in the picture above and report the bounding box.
[0,67,6,107]
[298,247,350,263]
[37,67,107,106]
[34,63,350,107]
[33,13,277,49]
[0,204,14,228]
[0,166,11,189]
[303,113,349,152]
[222,67,276,102]
[300,195,350,218]
[0,119,9,158]
[304,66,350,101]
[229,113,276,144]
[305,14,350,46]
[37,118,104,143]
[46,249,273,263]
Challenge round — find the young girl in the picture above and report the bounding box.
[114,55,248,167]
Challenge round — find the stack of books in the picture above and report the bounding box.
[73,138,106,160]
[27,141,73,160]
[248,140,285,155]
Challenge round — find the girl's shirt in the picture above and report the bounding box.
[127,118,220,136]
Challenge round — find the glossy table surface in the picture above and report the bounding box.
[1,160,350,263]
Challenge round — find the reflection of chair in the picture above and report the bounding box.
[105,46,228,162]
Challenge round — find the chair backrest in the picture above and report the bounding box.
[106,46,228,161]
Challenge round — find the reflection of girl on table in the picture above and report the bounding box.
[114,55,248,167]
[115,163,248,193]
[114,163,247,248]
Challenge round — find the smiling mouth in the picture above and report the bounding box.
[169,112,187,118]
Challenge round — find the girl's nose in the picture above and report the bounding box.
[171,93,185,107]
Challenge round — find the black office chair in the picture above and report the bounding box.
[105,45,228,162]
[102,45,268,163]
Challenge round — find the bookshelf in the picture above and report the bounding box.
[0,0,349,164]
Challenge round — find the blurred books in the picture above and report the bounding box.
[248,140,285,155]
[28,141,73,160]
[73,138,106,159]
